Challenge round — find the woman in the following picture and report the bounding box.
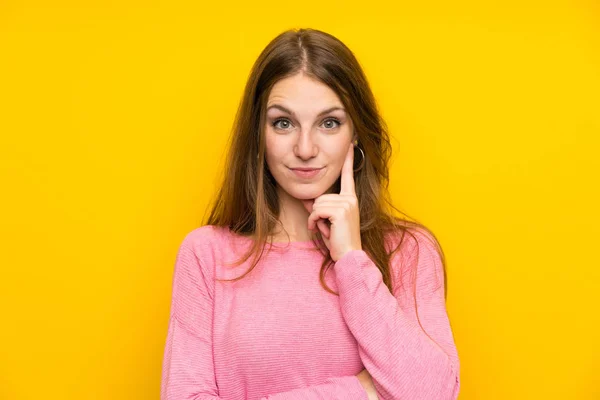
[161,28,460,400]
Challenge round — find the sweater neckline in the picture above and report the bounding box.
[226,227,322,250]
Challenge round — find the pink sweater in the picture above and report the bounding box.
[160,225,460,400]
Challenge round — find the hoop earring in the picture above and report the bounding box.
[353,145,365,172]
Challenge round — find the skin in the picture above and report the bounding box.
[264,71,379,400]
[264,71,356,245]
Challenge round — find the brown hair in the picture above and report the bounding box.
[203,28,449,314]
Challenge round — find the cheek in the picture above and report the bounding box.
[264,137,287,171]
[330,142,351,167]
[265,143,282,162]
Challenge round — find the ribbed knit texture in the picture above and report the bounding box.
[160,224,460,400]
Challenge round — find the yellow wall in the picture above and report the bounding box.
[1,1,598,399]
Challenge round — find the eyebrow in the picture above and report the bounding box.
[266,104,346,117]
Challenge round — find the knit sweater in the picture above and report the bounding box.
[160,224,460,400]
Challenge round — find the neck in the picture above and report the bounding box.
[271,183,337,242]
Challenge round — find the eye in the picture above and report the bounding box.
[272,118,342,130]
[322,118,341,130]
[272,118,293,130]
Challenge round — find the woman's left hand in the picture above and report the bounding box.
[356,369,380,400]
[302,142,362,262]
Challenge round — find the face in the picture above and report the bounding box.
[264,72,355,202]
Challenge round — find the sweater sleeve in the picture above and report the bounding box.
[332,228,461,400]
[259,375,369,400]
[160,234,221,400]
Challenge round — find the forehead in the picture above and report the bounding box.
[267,73,343,109]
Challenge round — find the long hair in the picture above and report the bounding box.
[203,28,449,317]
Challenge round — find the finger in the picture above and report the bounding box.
[308,206,344,230]
[301,199,314,213]
[340,142,355,195]
[312,201,345,209]
[307,206,333,230]
[313,194,338,204]
[317,219,330,238]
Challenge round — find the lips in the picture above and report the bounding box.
[290,167,324,179]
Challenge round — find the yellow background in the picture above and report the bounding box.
[1,1,599,399]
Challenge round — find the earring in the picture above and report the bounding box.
[353,145,365,172]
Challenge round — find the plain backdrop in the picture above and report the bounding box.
[1,1,599,399]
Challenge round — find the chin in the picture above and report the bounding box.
[284,185,327,200]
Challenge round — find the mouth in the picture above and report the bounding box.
[289,167,324,179]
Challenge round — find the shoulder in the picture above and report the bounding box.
[177,225,253,278]
[384,224,446,295]
[176,225,231,275]
[181,224,228,250]
[384,224,441,261]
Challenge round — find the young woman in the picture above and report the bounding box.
[161,28,460,400]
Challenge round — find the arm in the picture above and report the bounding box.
[161,233,370,400]
[259,375,369,400]
[161,234,221,400]
[333,228,461,400]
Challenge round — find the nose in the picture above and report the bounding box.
[293,128,318,160]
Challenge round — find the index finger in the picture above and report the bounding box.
[340,141,355,195]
